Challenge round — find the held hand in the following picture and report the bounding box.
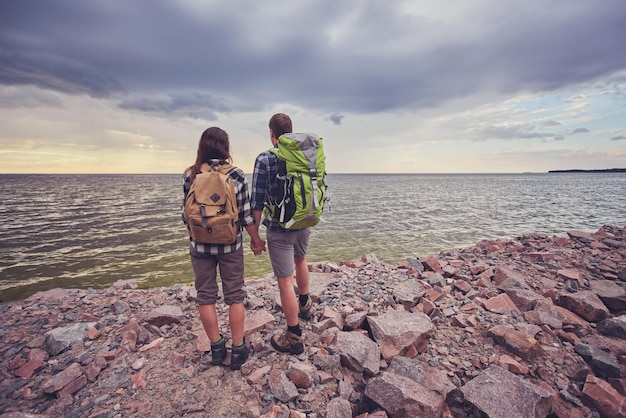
[250,239,266,256]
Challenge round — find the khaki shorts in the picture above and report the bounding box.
[266,228,311,278]
[190,245,245,305]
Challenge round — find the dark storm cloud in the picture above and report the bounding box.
[1,0,626,117]
[118,93,232,120]
[0,49,125,98]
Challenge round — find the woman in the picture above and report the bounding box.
[182,127,265,370]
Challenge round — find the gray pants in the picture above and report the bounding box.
[190,245,245,305]
[266,228,311,278]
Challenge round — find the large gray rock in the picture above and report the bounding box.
[524,299,563,329]
[365,371,445,417]
[268,369,299,403]
[504,288,546,312]
[494,266,528,288]
[558,291,610,322]
[574,343,622,379]
[389,279,425,309]
[461,365,553,418]
[344,311,368,331]
[597,315,626,339]
[330,331,380,376]
[604,238,626,249]
[325,397,353,418]
[590,280,626,312]
[45,322,97,356]
[367,310,434,360]
[386,356,456,399]
[142,305,184,326]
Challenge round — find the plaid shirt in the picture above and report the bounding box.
[250,148,286,232]
[182,160,254,254]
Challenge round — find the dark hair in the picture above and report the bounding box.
[269,113,292,138]
[186,127,232,184]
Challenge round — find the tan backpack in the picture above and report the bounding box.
[183,163,239,244]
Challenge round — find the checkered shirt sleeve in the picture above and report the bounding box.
[251,150,286,231]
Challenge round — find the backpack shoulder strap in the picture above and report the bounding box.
[199,162,212,173]
[200,161,233,175]
[215,163,234,176]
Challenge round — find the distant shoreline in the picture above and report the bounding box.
[548,168,626,173]
[1,169,626,175]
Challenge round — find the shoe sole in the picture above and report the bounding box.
[290,344,304,354]
[270,338,304,355]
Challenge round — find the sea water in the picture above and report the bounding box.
[1,173,625,302]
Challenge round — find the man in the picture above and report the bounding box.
[250,113,312,354]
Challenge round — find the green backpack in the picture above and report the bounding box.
[263,132,328,229]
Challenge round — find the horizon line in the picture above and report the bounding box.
[1,168,625,176]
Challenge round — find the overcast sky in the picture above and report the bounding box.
[1,0,625,174]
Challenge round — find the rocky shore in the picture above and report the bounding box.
[1,225,625,418]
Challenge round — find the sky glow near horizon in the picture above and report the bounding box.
[1,0,625,174]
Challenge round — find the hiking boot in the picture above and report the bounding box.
[298,295,312,320]
[270,329,304,354]
[230,341,249,371]
[210,337,227,366]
